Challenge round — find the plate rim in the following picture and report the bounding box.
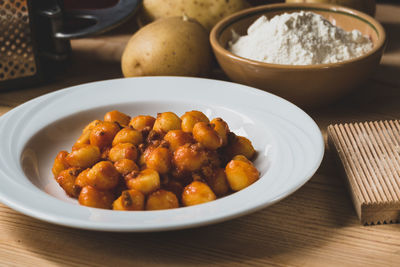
[0,76,324,232]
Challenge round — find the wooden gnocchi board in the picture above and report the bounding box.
[327,120,400,225]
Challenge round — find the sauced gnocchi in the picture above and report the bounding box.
[52,110,260,210]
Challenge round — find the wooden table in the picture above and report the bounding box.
[1,3,400,266]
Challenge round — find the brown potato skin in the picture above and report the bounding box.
[192,122,222,150]
[56,168,80,197]
[182,181,216,206]
[129,115,156,130]
[112,127,143,146]
[104,110,131,127]
[89,121,120,150]
[86,161,120,190]
[121,17,212,78]
[108,143,138,163]
[52,151,69,178]
[181,110,209,133]
[145,146,172,174]
[113,189,145,211]
[163,130,194,151]
[66,145,100,169]
[78,186,114,209]
[140,0,250,32]
[146,189,179,210]
[225,159,259,191]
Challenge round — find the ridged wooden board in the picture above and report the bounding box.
[328,121,400,225]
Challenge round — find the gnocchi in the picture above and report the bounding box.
[181,110,209,133]
[112,189,145,211]
[53,110,260,210]
[146,189,179,210]
[104,110,131,127]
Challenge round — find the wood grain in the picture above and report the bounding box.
[0,3,400,267]
[328,121,400,224]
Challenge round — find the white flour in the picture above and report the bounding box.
[229,11,373,65]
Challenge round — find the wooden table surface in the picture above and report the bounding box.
[1,3,400,266]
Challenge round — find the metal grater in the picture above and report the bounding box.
[0,0,141,90]
[0,0,39,88]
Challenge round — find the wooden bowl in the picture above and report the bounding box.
[210,3,386,108]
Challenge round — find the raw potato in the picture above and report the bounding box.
[141,0,250,32]
[121,16,212,78]
[285,0,376,16]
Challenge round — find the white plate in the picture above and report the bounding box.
[0,77,324,232]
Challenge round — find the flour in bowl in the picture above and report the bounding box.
[228,11,373,65]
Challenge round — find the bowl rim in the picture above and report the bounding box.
[210,3,386,69]
[0,76,325,232]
